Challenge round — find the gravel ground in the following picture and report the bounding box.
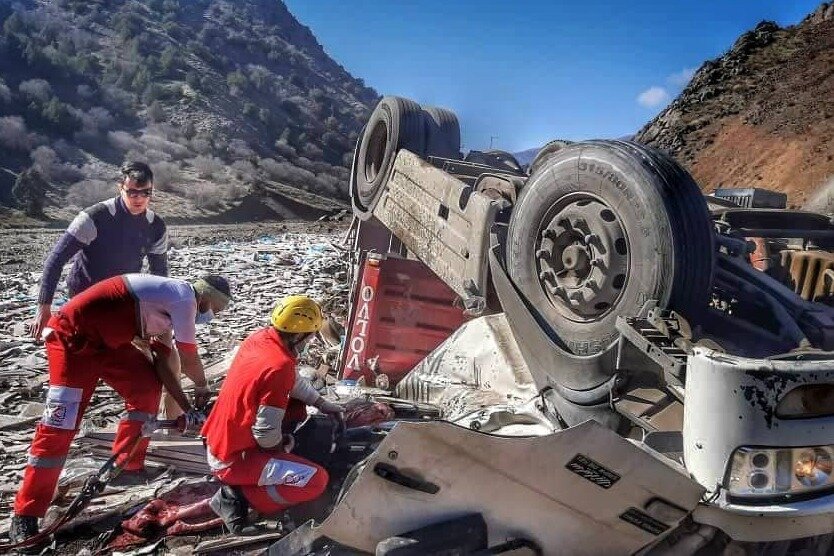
[0,221,349,274]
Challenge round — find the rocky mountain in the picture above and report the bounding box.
[636,3,834,210]
[0,0,379,225]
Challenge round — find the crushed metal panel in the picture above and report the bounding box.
[394,313,553,436]
[313,420,704,555]
[395,314,538,416]
[372,149,499,299]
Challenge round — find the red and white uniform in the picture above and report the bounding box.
[15,274,198,517]
[201,327,328,514]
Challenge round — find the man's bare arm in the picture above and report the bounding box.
[179,348,212,409]
[153,350,192,413]
[178,349,207,388]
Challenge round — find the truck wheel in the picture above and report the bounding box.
[528,139,573,176]
[423,106,461,160]
[352,96,425,215]
[506,140,714,391]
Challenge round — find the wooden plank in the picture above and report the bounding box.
[80,431,210,475]
[84,448,208,475]
[0,413,39,431]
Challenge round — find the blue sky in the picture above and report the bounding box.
[285,0,823,152]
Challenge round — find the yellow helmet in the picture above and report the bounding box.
[271,295,323,333]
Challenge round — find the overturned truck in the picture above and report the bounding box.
[276,97,834,554]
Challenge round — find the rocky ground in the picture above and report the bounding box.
[0,221,351,553]
[636,4,834,210]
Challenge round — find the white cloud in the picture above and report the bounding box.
[667,67,696,88]
[637,86,670,108]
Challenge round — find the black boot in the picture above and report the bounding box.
[9,514,45,554]
[209,485,262,536]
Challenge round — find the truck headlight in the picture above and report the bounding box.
[726,446,834,500]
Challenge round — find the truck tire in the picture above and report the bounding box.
[528,138,573,176]
[422,106,461,160]
[352,96,425,216]
[506,140,714,392]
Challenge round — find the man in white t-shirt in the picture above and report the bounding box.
[10,273,231,548]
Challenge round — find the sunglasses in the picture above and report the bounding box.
[122,187,153,198]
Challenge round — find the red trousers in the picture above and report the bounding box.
[211,398,327,514]
[213,450,328,515]
[15,282,161,517]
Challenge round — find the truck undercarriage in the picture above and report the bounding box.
[275,97,834,555]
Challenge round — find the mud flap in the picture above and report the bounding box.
[372,149,499,301]
[298,420,704,555]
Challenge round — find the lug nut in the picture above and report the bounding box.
[539,270,555,282]
[584,234,599,245]
[536,249,549,259]
[541,229,559,241]
[569,291,584,302]
[551,285,567,299]
[590,258,603,268]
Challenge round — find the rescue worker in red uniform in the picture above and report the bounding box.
[202,295,344,534]
[9,273,232,548]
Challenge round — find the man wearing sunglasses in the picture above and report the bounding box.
[31,161,169,340]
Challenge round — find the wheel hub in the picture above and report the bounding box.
[535,197,629,321]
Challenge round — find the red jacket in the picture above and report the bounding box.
[202,327,297,462]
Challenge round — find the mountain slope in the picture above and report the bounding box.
[636,3,834,209]
[0,0,379,224]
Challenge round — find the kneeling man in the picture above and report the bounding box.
[202,295,344,534]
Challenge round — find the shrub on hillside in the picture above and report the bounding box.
[42,97,79,133]
[108,130,143,152]
[0,78,11,103]
[147,101,165,123]
[130,148,171,164]
[79,106,114,134]
[19,79,52,103]
[300,142,323,160]
[0,115,35,151]
[230,159,257,180]
[181,182,225,210]
[13,166,49,216]
[228,139,254,160]
[101,86,135,115]
[151,160,179,190]
[226,70,246,94]
[190,137,213,155]
[31,145,82,182]
[191,155,224,179]
[30,145,57,176]
[140,133,191,159]
[273,139,296,159]
[67,179,112,207]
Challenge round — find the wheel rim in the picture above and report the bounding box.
[360,119,389,203]
[535,194,629,322]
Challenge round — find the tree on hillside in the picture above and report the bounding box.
[13,166,49,217]
[147,101,165,123]
[42,97,78,133]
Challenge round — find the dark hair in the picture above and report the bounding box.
[121,161,154,185]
